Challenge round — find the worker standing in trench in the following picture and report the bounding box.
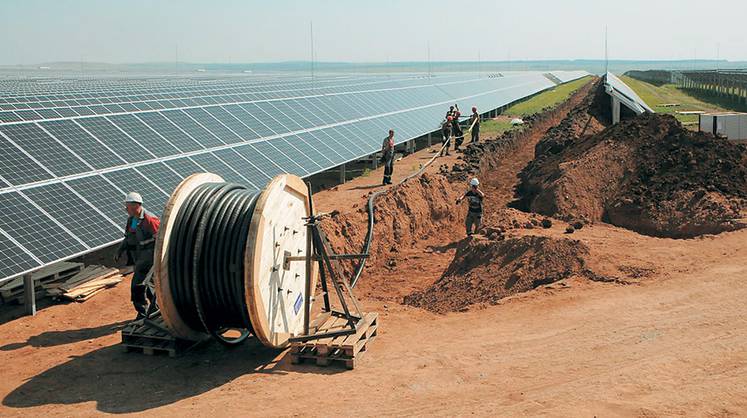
[469,106,480,143]
[381,129,395,185]
[114,192,161,319]
[456,178,485,235]
[452,104,464,150]
[441,116,453,156]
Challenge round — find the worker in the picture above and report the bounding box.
[381,129,395,185]
[114,192,161,319]
[469,106,480,143]
[452,104,464,150]
[456,178,485,236]
[446,105,456,121]
[441,116,453,156]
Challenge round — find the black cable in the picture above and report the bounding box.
[350,135,450,288]
[168,182,259,345]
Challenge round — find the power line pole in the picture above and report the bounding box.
[310,21,315,81]
[604,25,609,74]
[427,41,431,78]
[478,50,481,78]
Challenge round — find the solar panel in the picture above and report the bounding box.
[22,183,120,248]
[103,169,169,216]
[40,119,125,170]
[162,109,225,148]
[0,191,88,263]
[0,132,53,185]
[163,157,205,178]
[135,112,204,153]
[78,117,152,163]
[0,123,90,177]
[0,71,590,282]
[137,162,185,196]
[66,175,126,223]
[0,230,40,280]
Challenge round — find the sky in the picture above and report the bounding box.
[1,0,746,65]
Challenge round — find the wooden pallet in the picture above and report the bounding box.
[290,312,378,369]
[0,261,83,304]
[121,315,201,357]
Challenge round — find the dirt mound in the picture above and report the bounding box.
[607,115,747,236]
[403,235,590,313]
[533,80,609,157]
[517,101,747,237]
[322,173,462,276]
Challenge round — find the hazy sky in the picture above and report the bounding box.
[1,0,745,65]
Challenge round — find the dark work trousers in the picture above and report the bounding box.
[466,211,482,235]
[129,249,155,317]
[471,125,480,143]
[441,129,451,156]
[383,155,394,184]
[453,123,464,149]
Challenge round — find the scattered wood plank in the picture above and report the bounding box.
[0,261,83,304]
[45,265,123,302]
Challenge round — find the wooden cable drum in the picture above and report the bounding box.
[153,173,317,349]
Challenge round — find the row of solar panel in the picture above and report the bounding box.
[0,74,428,110]
[0,80,444,123]
[0,74,359,101]
[0,72,586,282]
[0,76,550,190]
[0,72,536,114]
[0,93,448,188]
[0,75,463,121]
[0,73,353,98]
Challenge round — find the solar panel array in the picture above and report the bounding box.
[0,70,588,282]
[604,72,654,114]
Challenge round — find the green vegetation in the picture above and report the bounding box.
[506,76,593,116]
[620,76,727,126]
[477,75,593,138]
[478,119,516,138]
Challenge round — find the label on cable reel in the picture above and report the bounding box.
[293,293,303,315]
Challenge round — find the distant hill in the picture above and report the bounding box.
[1,60,745,76]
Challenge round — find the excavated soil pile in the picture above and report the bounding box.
[322,173,462,276]
[450,79,603,183]
[518,109,747,237]
[446,117,536,182]
[533,80,609,157]
[404,235,590,313]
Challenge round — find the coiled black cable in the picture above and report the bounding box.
[168,182,259,346]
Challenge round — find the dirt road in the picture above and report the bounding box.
[1,225,745,416]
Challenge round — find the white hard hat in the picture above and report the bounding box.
[125,192,143,204]
[470,178,479,187]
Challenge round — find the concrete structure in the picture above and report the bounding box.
[699,112,747,140]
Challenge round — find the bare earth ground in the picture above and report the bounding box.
[1,110,746,416]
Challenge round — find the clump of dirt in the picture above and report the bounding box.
[403,234,590,313]
[517,98,747,237]
[533,80,610,157]
[322,173,462,276]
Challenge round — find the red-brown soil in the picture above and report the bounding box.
[404,234,591,313]
[518,86,747,238]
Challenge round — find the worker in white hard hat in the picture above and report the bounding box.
[456,178,485,235]
[115,192,160,319]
